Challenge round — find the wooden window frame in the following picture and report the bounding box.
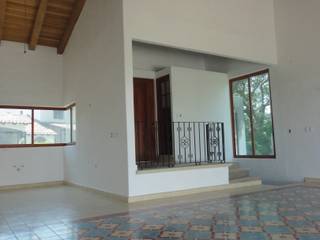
[229,69,276,159]
[0,103,76,148]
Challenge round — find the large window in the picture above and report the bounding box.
[230,70,275,158]
[0,104,76,147]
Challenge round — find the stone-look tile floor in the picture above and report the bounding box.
[2,184,320,239]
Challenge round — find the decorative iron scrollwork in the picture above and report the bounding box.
[180,136,190,149]
[209,137,218,146]
[135,121,225,170]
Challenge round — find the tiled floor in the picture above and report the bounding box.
[1,184,320,239]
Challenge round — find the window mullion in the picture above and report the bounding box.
[31,109,34,145]
[247,78,255,156]
[70,107,73,143]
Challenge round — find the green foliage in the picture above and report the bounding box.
[232,73,274,156]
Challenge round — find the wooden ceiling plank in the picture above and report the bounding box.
[29,0,48,50]
[57,0,86,54]
[7,0,37,8]
[0,0,7,43]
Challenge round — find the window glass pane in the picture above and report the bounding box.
[0,109,32,144]
[71,106,76,142]
[250,73,274,156]
[65,109,71,143]
[34,109,71,144]
[53,110,64,120]
[232,79,253,155]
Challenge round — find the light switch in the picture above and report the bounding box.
[110,132,119,138]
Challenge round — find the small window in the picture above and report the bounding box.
[230,70,275,158]
[0,104,76,148]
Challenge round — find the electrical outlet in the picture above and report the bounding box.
[13,165,24,172]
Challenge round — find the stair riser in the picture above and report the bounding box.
[229,163,240,169]
[229,180,262,188]
[229,170,250,180]
[230,177,260,183]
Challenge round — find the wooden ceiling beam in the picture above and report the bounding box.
[0,0,7,43]
[29,0,48,50]
[57,0,86,54]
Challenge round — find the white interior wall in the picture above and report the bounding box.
[132,166,228,196]
[0,42,63,106]
[170,67,233,162]
[63,0,129,196]
[227,62,269,79]
[124,0,277,65]
[133,69,155,80]
[133,42,240,75]
[237,0,320,183]
[133,42,206,72]
[0,41,64,186]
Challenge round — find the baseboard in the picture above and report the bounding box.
[66,180,260,203]
[64,181,128,202]
[0,179,262,203]
[0,181,65,192]
[128,180,262,203]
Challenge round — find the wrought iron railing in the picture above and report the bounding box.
[135,121,225,169]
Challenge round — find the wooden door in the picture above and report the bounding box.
[134,78,156,164]
[156,75,173,155]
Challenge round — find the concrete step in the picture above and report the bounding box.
[229,176,262,188]
[229,168,250,180]
[230,176,261,184]
[305,177,320,184]
[228,163,240,169]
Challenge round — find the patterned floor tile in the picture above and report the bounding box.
[294,227,319,234]
[2,186,320,239]
[239,232,269,240]
[214,232,238,240]
[184,230,211,239]
[160,231,184,238]
[214,224,239,233]
[298,234,320,240]
[264,226,292,234]
[269,233,296,240]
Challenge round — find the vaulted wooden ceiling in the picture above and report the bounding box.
[0,0,86,54]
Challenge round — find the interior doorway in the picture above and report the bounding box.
[133,75,173,167]
[134,78,156,164]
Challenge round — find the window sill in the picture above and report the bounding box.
[234,155,276,160]
[0,143,76,149]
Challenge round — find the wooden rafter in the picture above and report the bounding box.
[0,0,86,52]
[29,0,48,50]
[0,0,7,43]
[57,0,86,54]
